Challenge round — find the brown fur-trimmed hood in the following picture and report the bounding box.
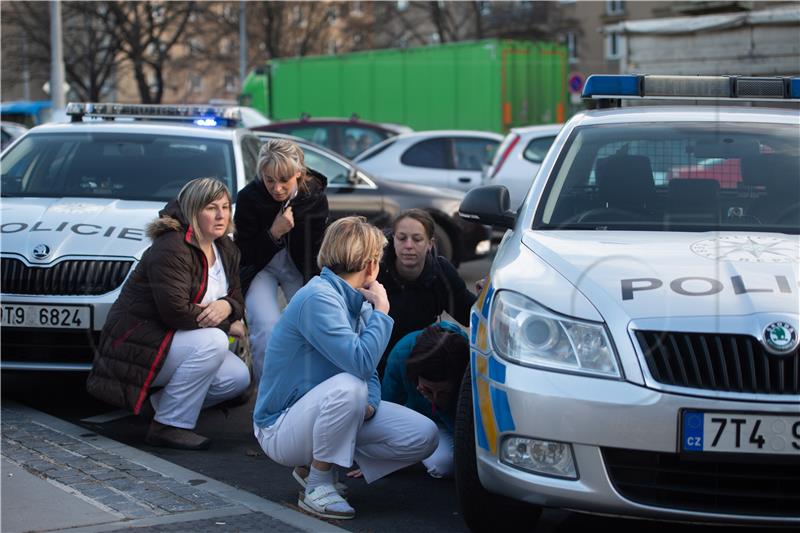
[146,199,186,240]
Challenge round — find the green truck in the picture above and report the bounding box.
[240,39,567,133]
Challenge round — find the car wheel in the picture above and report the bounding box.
[433,222,456,266]
[454,369,542,532]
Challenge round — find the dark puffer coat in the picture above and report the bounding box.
[86,200,244,415]
[377,241,476,376]
[234,168,328,295]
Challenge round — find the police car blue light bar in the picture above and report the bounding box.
[65,102,242,127]
[582,75,800,101]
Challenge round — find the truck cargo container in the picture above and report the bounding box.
[240,39,567,134]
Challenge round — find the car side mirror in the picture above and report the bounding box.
[346,170,359,185]
[459,185,516,229]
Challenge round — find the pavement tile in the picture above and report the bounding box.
[102,511,305,532]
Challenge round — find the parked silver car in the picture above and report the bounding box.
[483,123,563,210]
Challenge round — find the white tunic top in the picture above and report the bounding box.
[201,242,229,305]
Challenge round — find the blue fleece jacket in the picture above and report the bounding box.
[380,321,466,434]
[253,267,394,428]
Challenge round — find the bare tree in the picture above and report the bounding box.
[1,1,120,101]
[101,1,196,103]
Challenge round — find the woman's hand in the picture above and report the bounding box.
[364,404,375,420]
[358,280,389,314]
[269,206,294,240]
[228,319,246,339]
[197,299,232,328]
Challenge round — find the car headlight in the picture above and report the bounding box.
[490,290,620,378]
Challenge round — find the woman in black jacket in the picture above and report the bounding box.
[377,209,476,376]
[234,139,329,383]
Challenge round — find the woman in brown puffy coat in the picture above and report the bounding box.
[87,178,250,450]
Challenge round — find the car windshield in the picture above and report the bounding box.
[1,131,236,201]
[536,122,800,233]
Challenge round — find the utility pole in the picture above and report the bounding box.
[239,1,247,94]
[49,0,66,109]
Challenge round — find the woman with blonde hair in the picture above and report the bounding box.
[87,178,250,450]
[253,216,438,520]
[234,138,329,383]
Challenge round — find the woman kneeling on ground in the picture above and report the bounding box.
[87,178,250,450]
[252,216,439,520]
[382,321,469,479]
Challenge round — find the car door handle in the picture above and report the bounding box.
[458,176,472,183]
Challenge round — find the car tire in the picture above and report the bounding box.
[433,222,457,266]
[454,369,542,532]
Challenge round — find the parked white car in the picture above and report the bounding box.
[484,123,563,210]
[353,130,503,192]
[456,74,799,530]
[0,103,263,371]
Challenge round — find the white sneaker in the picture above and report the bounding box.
[292,466,348,498]
[298,484,355,520]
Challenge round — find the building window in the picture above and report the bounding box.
[351,1,363,15]
[605,32,623,60]
[397,0,409,10]
[566,32,578,63]
[606,1,625,15]
[188,73,203,94]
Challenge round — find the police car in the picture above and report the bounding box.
[456,75,799,528]
[0,103,264,371]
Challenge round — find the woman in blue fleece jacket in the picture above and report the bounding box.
[252,216,438,521]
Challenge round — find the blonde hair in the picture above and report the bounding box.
[257,138,307,189]
[177,178,234,239]
[317,216,387,274]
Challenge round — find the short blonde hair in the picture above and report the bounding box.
[257,138,307,188]
[317,216,387,274]
[177,178,234,238]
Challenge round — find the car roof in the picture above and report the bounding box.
[570,105,799,127]
[252,129,349,161]
[510,123,564,136]
[393,129,504,140]
[23,120,241,139]
[254,117,405,131]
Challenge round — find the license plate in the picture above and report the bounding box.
[0,303,91,330]
[682,410,800,455]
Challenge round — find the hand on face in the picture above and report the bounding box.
[270,206,294,240]
[358,279,389,314]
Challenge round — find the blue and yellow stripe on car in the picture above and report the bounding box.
[470,280,515,454]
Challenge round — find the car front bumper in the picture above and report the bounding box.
[472,356,799,525]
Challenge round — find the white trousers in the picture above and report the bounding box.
[245,249,303,384]
[423,426,454,478]
[254,373,439,483]
[151,327,250,429]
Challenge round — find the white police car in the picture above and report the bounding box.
[0,103,263,371]
[456,75,799,528]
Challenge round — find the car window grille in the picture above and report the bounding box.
[1,258,133,295]
[635,330,799,395]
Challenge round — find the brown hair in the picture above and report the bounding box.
[392,208,435,240]
[405,325,469,384]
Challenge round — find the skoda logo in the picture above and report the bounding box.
[32,244,51,260]
[763,321,798,355]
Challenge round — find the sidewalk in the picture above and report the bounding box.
[1,402,348,533]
